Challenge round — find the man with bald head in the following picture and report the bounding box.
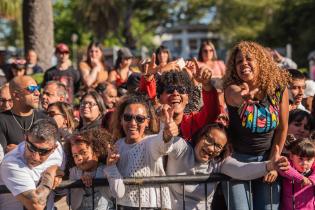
[0,75,47,152]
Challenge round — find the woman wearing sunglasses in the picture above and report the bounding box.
[78,91,106,131]
[110,94,179,209]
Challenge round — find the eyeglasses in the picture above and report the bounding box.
[47,111,64,118]
[0,98,13,104]
[123,113,148,124]
[203,133,224,154]
[25,85,40,93]
[80,101,97,108]
[26,139,55,156]
[165,85,188,94]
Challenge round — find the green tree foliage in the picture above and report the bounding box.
[259,0,315,67]
[213,0,282,45]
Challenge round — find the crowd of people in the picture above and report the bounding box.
[0,40,313,210]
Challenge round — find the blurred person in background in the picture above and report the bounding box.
[25,49,43,75]
[197,41,226,114]
[154,45,173,74]
[303,79,315,112]
[78,91,106,131]
[108,47,133,89]
[79,41,108,89]
[10,58,26,79]
[0,83,13,112]
[43,43,81,103]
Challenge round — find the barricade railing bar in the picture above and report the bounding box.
[0,174,281,210]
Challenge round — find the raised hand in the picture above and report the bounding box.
[192,58,212,90]
[143,53,157,76]
[163,105,179,142]
[106,144,120,166]
[240,82,259,104]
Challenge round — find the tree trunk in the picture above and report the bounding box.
[23,0,54,71]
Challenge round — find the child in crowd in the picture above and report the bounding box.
[165,123,289,210]
[279,138,315,210]
[65,128,125,210]
[288,109,314,139]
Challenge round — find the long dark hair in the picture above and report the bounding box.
[86,41,106,68]
[155,45,172,65]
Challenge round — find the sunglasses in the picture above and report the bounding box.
[26,139,55,156]
[123,113,148,124]
[165,85,188,94]
[25,85,40,93]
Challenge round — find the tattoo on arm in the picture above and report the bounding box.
[21,172,54,206]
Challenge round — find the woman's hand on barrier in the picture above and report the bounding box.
[267,145,290,172]
[81,174,93,187]
[106,144,120,166]
[163,106,178,142]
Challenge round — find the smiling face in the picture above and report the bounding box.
[71,142,98,171]
[160,85,189,115]
[121,103,149,144]
[194,128,227,163]
[235,50,258,84]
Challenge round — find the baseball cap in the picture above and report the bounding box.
[55,43,70,54]
[117,47,133,59]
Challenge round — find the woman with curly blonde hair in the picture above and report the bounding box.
[222,41,290,210]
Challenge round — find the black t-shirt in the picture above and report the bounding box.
[43,65,81,103]
[0,110,48,149]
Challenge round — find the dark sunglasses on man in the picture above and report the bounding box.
[26,137,55,156]
[165,85,188,94]
[123,113,149,124]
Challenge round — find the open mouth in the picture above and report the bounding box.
[240,66,252,75]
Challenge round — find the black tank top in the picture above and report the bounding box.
[227,89,283,155]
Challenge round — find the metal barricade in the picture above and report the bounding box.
[0,173,278,210]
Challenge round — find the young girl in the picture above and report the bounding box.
[279,138,315,210]
[165,122,289,210]
[65,128,125,210]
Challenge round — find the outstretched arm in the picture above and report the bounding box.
[15,166,62,210]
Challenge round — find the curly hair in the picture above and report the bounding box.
[110,93,159,140]
[223,41,290,96]
[64,128,114,169]
[157,70,193,97]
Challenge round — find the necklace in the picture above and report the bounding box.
[10,110,35,132]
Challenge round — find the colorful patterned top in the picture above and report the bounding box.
[227,89,283,155]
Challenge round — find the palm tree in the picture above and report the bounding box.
[23,0,54,70]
